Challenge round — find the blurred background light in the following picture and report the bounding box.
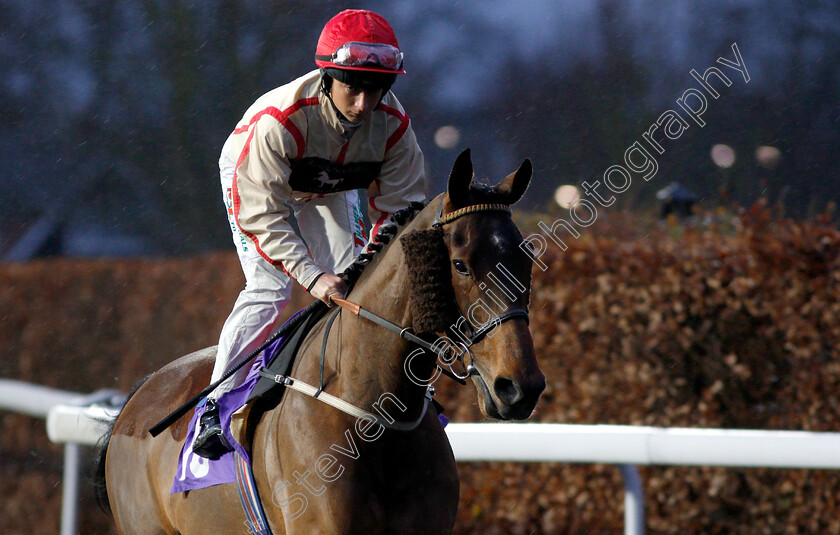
[711,144,736,169]
[554,185,581,209]
[434,125,461,149]
[755,145,782,169]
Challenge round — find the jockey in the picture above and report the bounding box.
[193,9,426,458]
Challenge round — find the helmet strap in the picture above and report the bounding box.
[320,70,351,123]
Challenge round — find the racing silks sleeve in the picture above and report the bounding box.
[367,103,427,240]
[231,115,323,288]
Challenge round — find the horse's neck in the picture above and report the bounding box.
[330,208,438,412]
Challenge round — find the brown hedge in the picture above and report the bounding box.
[1,207,839,534]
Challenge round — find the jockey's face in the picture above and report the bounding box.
[330,80,382,123]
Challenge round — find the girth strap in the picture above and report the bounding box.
[234,451,273,535]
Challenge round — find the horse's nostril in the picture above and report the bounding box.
[493,377,523,405]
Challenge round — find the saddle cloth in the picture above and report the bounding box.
[169,305,326,494]
[171,349,270,493]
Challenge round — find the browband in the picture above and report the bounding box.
[431,195,512,228]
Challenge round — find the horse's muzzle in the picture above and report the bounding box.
[473,370,545,421]
[496,373,545,420]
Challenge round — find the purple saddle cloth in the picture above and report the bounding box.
[170,311,449,493]
[170,349,272,494]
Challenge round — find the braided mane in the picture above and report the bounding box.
[338,200,427,286]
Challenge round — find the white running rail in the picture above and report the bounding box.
[445,422,840,469]
[5,379,840,535]
[0,379,124,535]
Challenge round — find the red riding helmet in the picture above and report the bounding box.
[315,10,406,74]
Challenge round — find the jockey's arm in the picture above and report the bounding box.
[366,117,426,241]
[232,117,324,291]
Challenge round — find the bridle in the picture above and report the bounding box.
[332,198,530,381]
[430,196,530,377]
[333,197,531,380]
[260,198,530,430]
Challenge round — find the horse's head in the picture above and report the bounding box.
[402,149,545,420]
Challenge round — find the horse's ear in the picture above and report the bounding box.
[494,158,532,205]
[447,148,473,209]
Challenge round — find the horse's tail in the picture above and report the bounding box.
[93,375,152,515]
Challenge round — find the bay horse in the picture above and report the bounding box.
[96,149,545,534]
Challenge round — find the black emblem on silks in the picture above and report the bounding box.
[289,157,383,194]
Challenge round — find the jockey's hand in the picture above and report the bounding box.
[308,273,347,307]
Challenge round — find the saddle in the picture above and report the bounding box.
[170,302,330,497]
[236,302,332,450]
[248,302,331,406]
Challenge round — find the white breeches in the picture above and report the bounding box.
[211,142,365,399]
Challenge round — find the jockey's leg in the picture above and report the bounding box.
[193,257,292,459]
[194,256,293,458]
[211,257,294,392]
[195,144,296,458]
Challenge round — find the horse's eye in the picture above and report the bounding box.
[452,259,471,276]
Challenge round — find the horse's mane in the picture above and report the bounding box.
[400,226,459,333]
[336,198,461,334]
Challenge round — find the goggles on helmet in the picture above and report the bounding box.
[316,41,404,72]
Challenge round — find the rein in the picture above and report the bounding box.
[257,305,436,432]
[330,297,468,384]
